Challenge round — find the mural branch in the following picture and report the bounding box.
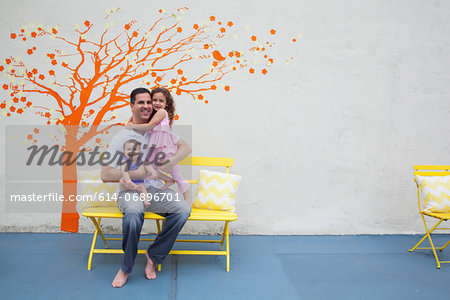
[0,7,297,232]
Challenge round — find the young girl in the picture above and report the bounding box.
[125,87,191,203]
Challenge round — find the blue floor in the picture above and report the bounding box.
[1,234,450,299]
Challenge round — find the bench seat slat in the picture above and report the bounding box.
[82,206,237,221]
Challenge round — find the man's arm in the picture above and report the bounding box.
[159,138,191,173]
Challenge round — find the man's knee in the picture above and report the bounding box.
[118,191,145,214]
[123,212,144,231]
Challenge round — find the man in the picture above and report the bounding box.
[101,87,192,288]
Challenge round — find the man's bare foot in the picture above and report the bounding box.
[112,269,128,288]
[145,250,157,280]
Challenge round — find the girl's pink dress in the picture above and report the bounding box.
[147,111,190,194]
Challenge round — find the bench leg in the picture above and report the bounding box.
[90,217,108,248]
[88,225,99,270]
[220,221,229,250]
[156,219,161,234]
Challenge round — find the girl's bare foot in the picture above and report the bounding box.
[161,178,175,190]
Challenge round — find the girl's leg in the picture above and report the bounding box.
[170,165,191,202]
[158,171,175,190]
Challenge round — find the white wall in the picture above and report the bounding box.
[1,0,449,234]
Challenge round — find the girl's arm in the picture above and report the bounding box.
[124,109,167,130]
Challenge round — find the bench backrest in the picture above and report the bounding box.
[178,156,234,184]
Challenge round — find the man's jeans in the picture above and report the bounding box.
[117,185,191,274]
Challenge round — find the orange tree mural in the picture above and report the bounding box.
[0,7,298,232]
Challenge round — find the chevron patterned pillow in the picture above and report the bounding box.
[77,169,118,211]
[193,170,241,212]
[415,175,450,213]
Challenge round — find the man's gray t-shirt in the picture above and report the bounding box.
[107,128,178,189]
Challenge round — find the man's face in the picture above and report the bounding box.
[131,92,152,124]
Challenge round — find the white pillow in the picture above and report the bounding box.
[193,170,241,212]
[415,175,450,213]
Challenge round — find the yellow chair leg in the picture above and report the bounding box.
[226,223,230,272]
[422,216,441,268]
[439,238,450,251]
[409,217,443,252]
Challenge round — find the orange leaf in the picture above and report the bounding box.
[157,48,162,53]
[210,16,216,21]
[0,66,3,71]
[170,79,177,84]
[262,69,267,75]
[31,32,37,38]
[17,108,23,114]
[211,84,217,90]
[220,27,226,33]
[270,29,276,35]
[27,49,33,55]
[39,74,45,80]
[132,31,138,37]
[34,128,39,134]
[49,70,55,76]
[52,28,57,34]
[10,33,17,39]
[193,24,199,30]
[124,24,130,30]
[5,59,11,65]
[212,61,218,67]
[2,84,8,90]
[225,86,230,91]
[203,44,209,49]
[45,112,50,118]
[227,21,233,27]
[177,27,182,33]
[251,35,257,41]
[198,94,203,100]
[151,72,157,77]
[174,114,179,120]
[27,134,33,140]
[84,20,90,27]
[176,89,181,96]
[51,60,57,65]
[205,100,208,104]
[13,97,18,103]
[212,50,225,61]
[10,106,15,112]
[177,69,183,75]
[249,68,255,74]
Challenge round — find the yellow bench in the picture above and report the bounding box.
[81,156,237,272]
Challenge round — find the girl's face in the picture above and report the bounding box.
[152,92,167,111]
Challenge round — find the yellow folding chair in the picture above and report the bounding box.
[409,165,450,268]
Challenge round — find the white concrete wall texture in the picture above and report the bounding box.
[0,0,449,234]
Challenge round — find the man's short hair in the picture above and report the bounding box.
[130,87,151,105]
